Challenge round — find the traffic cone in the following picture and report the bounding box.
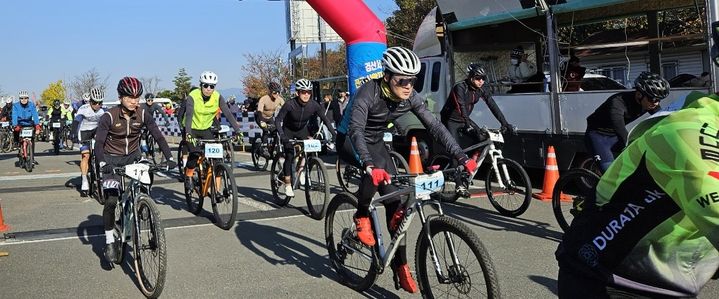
[408,137,423,175]
[0,198,10,232]
[532,146,564,202]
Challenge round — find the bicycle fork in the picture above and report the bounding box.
[489,148,511,189]
[420,202,462,283]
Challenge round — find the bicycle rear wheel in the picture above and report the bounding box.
[270,153,291,206]
[325,193,378,291]
[579,156,603,187]
[63,128,73,150]
[223,141,235,169]
[210,163,238,230]
[485,158,531,217]
[415,216,500,298]
[552,168,599,232]
[335,158,361,194]
[146,135,157,164]
[305,157,329,220]
[133,195,167,299]
[176,140,187,179]
[388,151,409,174]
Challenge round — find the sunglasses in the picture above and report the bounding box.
[392,76,417,87]
[643,96,661,104]
[90,101,102,105]
[19,97,29,100]
[298,90,312,95]
[472,76,486,81]
[202,83,216,89]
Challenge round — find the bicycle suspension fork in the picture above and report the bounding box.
[419,200,461,282]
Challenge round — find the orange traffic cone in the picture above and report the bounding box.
[0,199,10,232]
[532,146,564,202]
[408,137,423,175]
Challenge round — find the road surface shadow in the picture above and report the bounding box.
[234,221,399,298]
[528,275,558,295]
[442,201,563,242]
[151,186,187,211]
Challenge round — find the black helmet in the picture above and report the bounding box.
[466,63,486,78]
[634,72,670,100]
[53,99,61,108]
[268,82,281,93]
[145,93,155,100]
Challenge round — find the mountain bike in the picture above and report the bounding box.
[108,160,168,298]
[325,167,500,298]
[552,168,600,232]
[183,131,239,230]
[270,138,330,220]
[336,132,409,194]
[251,123,278,170]
[141,129,160,164]
[17,126,35,172]
[433,127,531,217]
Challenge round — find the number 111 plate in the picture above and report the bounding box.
[414,171,444,197]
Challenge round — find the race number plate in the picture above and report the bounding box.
[52,122,61,128]
[219,125,231,136]
[20,128,33,137]
[124,163,152,185]
[413,171,445,197]
[204,143,224,158]
[303,139,322,153]
[383,132,393,142]
[487,131,504,143]
[0,122,8,127]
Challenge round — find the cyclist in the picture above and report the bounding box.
[556,91,719,298]
[181,71,242,189]
[585,72,669,171]
[439,63,513,195]
[273,79,335,197]
[336,46,477,293]
[140,93,171,156]
[46,99,73,153]
[256,82,285,153]
[69,88,106,197]
[95,77,175,263]
[0,97,13,121]
[11,91,41,164]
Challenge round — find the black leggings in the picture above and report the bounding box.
[282,127,310,178]
[102,151,141,231]
[185,129,215,170]
[337,133,407,267]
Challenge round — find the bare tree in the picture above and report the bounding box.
[69,68,109,100]
[240,50,291,98]
[139,76,162,95]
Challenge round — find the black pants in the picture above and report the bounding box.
[102,151,142,231]
[337,133,407,267]
[186,129,215,170]
[282,127,311,178]
[256,115,274,144]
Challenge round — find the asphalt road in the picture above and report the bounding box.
[0,141,717,298]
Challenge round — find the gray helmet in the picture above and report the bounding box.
[634,72,670,100]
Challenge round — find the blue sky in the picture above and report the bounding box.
[0,0,399,99]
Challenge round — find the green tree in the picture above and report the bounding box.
[173,68,192,100]
[384,0,436,48]
[41,80,66,106]
[156,90,175,101]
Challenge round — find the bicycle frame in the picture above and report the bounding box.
[456,131,511,189]
[347,180,459,278]
[194,134,233,196]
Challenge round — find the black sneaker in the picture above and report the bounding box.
[104,242,118,264]
[80,190,89,197]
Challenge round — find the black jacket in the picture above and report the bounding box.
[586,91,658,145]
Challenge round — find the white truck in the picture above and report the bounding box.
[393,0,714,170]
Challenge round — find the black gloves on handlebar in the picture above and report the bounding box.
[500,124,516,135]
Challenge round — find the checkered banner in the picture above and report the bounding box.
[155,112,263,143]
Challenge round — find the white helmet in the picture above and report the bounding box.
[63,99,71,105]
[18,90,30,98]
[199,71,219,84]
[294,79,313,91]
[89,88,105,102]
[82,92,91,102]
[382,46,421,76]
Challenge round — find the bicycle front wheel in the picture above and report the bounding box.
[335,158,361,194]
[63,129,73,151]
[552,168,599,232]
[210,163,238,230]
[325,192,378,291]
[24,141,34,172]
[305,157,329,220]
[485,158,531,217]
[416,216,500,298]
[133,195,167,299]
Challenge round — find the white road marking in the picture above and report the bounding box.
[0,172,80,181]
